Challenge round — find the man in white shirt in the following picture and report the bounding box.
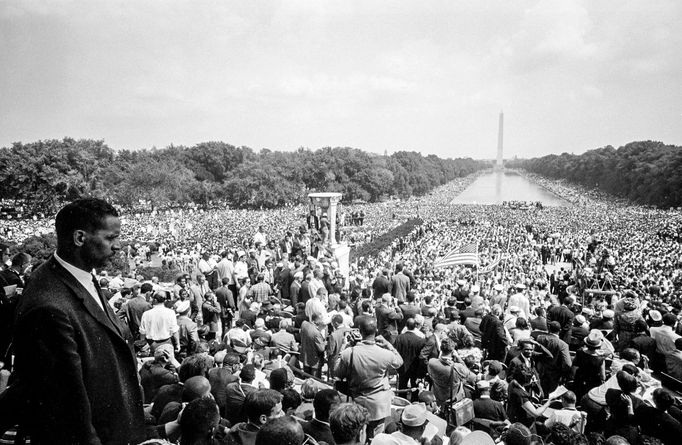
[254,225,267,247]
[139,291,180,354]
[233,250,249,283]
[651,313,681,356]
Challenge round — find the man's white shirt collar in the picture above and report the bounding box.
[54,252,104,311]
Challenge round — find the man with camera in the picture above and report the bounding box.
[334,317,403,437]
[376,293,404,345]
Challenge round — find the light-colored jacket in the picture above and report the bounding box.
[335,340,403,421]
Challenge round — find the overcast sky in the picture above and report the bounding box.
[1,0,680,159]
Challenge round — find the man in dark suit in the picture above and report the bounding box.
[394,318,427,396]
[535,321,572,394]
[398,291,421,332]
[480,305,509,361]
[215,277,236,334]
[372,269,391,297]
[10,198,146,444]
[419,323,447,369]
[300,272,312,305]
[375,294,403,345]
[124,281,153,340]
[290,271,303,307]
[473,380,508,422]
[327,315,351,380]
[547,296,575,344]
[209,352,241,417]
[300,313,327,378]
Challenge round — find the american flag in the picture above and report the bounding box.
[434,243,479,268]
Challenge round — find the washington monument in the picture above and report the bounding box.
[495,111,504,170]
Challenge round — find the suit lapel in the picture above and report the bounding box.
[48,257,124,339]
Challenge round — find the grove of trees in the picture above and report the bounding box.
[510,141,682,208]
[0,138,486,213]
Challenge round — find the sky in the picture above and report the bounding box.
[1,0,681,160]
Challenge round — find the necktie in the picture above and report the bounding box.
[92,275,115,325]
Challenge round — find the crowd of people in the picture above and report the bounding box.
[1,171,682,445]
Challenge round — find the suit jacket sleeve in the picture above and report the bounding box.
[17,307,102,444]
[559,342,572,370]
[314,330,326,354]
[419,337,435,364]
[497,320,510,345]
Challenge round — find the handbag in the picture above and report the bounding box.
[334,347,354,397]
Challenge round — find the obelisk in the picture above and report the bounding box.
[495,111,504,170]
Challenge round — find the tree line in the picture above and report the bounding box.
[508,141,682,208]
[0,138,486,213]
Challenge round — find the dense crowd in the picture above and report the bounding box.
[2,171,682,445]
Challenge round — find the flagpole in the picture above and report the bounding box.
[501,233,512,288]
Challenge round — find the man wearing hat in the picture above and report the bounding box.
[372,403,435,445]
[473,380,508,423]
[652,312,681,357]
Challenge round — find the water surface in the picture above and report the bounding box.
[451,171,569,206]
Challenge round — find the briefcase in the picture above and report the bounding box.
[451,398,474,426]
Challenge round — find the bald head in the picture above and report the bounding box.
[357,317,377,339]
[182,376,212,402]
